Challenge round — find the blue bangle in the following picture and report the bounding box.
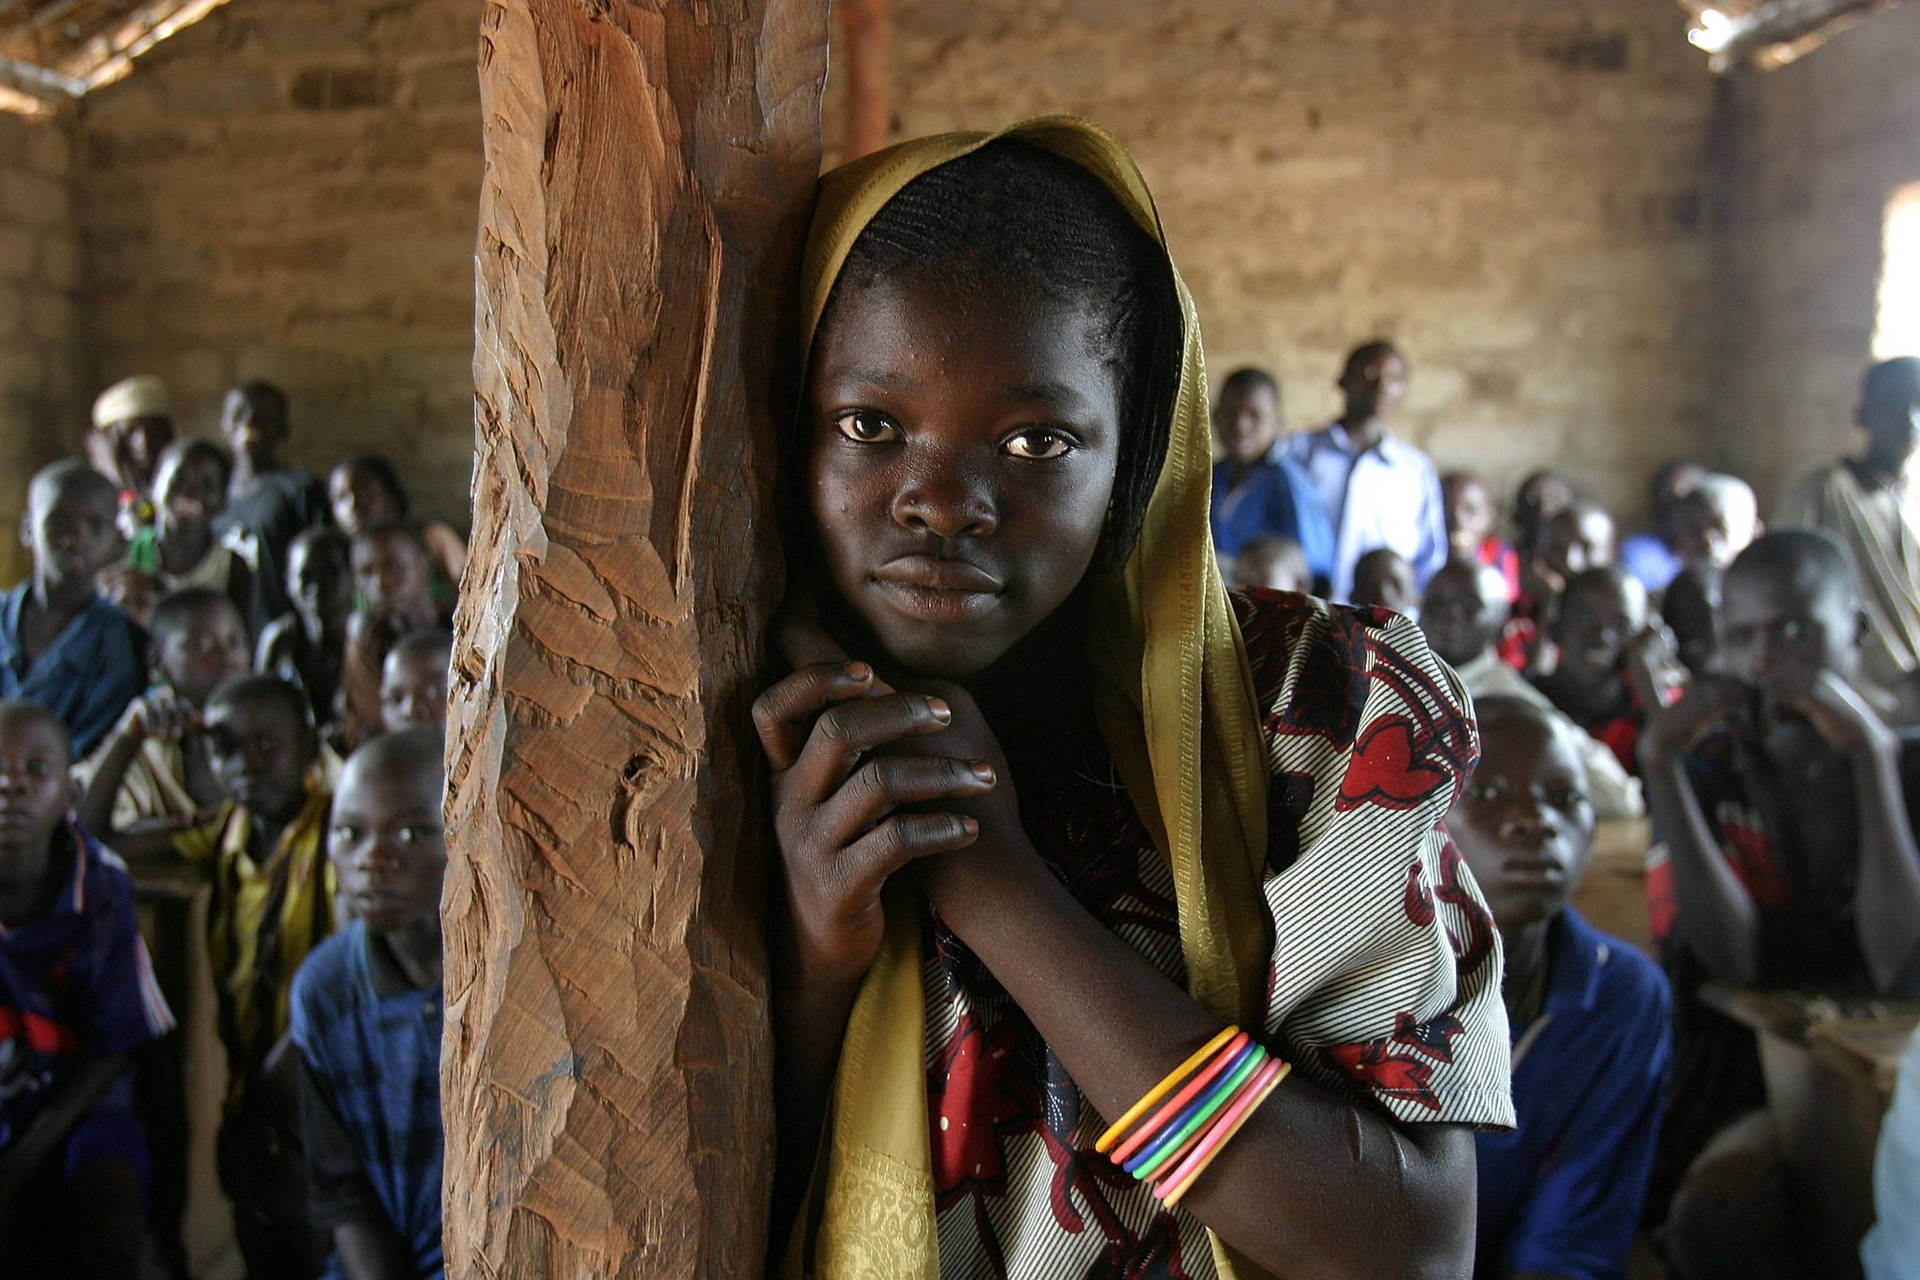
[1123,1038,1264,1176]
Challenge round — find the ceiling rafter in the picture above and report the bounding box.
[0,0,228,113]
[1679,0,1910,70]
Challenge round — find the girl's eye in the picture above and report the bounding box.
[397,825,442,844]
[833,411,899,444]
[331,825,361,844]
[1549,788,1590,811]
[1465,782,1504,804]
[1004,429,1073,460]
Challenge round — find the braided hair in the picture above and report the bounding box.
[820,139,1182,571]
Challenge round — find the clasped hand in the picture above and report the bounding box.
[751,621,1020,984]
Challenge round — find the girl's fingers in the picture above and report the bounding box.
[816,756,995,843]
[752,662,874,770]
[786,692,953,801]
[836,811,979,899]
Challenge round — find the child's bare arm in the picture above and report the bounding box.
[1639,677,1764,986]
[331,1219,412,1280]
[78,693,207,865]
[1791,674,1920,995]
[0,1053,127,1201]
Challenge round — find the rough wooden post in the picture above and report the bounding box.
[444,2,826,1275]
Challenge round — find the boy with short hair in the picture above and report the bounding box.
[1231,534,1310,594]
[2,461,148,757]
[1420,559,1642,819]
[215,382,329,582]
[1534,566,1670,772]
[1442,470,1520,599]
[259,527,354,735]
[1207,367,1332,584]
[1349,546,1417,617]
[292,729,446,1280]
[1674,473,1761,570]
[77,587,252,841]
[378,630,452,734]
[1449,697,1671,1280]
[0,700,173,1278]
[90,673,336,1278]
[129,438,272,629]
[341,525,446,744]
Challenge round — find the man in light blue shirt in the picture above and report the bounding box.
[1284,341,1447,601]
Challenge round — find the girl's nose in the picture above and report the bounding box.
[892,463,998,539]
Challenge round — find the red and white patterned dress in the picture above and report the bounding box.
[925,589,1514,1279]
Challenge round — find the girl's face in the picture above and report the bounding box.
[806,274,1122,678]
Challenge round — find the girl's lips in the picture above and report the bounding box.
[873,555,1003,593]
[871,579,999,624]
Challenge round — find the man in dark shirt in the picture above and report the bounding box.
[215,381,328,590]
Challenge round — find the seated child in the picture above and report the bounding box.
[1663,562,1722,679]
[1523,499,1616,608]
[1643,531,1920,1264]
[86,375,174,529]
[214,382,329,582]
[1510,469,1575,563]
[1674,473,1761,571]
[328,456,467,598]
[1,461,147,756]
[128,438,270,630]
[96,565,159,630]
[1442,470,1520,599]
[1420,559,1642,818]
[0,701,174,1278]
[1448,697,1670,1280]
[292,729,446,1280]
[1349,546,1417,616]
[259,528,354,735]
[89,674,337,1278]
[1207,368,1332,583]
[77,587,251,841]
[1618,458,1707,595]
[379,630,452,734]
[341,525,449,745]
[1231,534,1310,594]
[1534,566,1669,772]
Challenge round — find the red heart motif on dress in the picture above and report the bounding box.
[1336,715,1449,811]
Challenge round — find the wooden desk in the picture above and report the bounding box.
[1572,816,1653,956]
[1699,986,1920,1279]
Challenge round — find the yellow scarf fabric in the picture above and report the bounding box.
[792,117,1272,1280]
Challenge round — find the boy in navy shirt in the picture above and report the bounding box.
[292,728,445,1279]
[1448,696,1671,1280]
[0,700,173,1277]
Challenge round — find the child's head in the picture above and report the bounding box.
[380,629,452,733]
[1511,469,1574,556]
[1232,535,1309,594]
[804,138,1179,678]
[1674,472,1760,568]
[1647,457,1707,535]
[351,522,433,619]
[328,454,410,536]
[98,564,159,627]
[0,700,74,861]
[1350,547,1417,616]
[151,587,251,708]
[1551,566,1648,684]
[152,438,232,536]
[1441,471,1496,557]
[221,381,291,469]
[1212,367,1283,467]
[1337,340,1408,425]
[1722,528,1864,704]
[203,675,318,820]
[1664,562,1723,678]
[23,460,121,587]
[328,728,446,938]
[91,375,174,493]
[1539,500,1615,582]
[287,527,352,633]
[1446,696,1595,933]
[1420,558,1510,668]
[1856,357,1920,475]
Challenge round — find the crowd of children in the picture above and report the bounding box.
[2,374,459,1278]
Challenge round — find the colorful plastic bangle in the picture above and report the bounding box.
[1128,1042,1266,1180]
[1158,1058,1292,1207]
[1107,1031,1250,1166]
[1095,1026,1239,1154]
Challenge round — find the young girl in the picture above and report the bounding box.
[755,119,1512,1279]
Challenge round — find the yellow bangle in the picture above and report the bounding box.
[1094,1026,1239,1155]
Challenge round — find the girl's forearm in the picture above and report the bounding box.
[1640,747,1761,986]
[928,842,1475,1279]
[1849,741,1920,995]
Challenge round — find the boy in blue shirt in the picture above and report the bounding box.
[2,462,148,757]
[1448,696,1672,1280]
[1207,366,1333,587]
[292,728,445,1279]
[0,700,174,1277]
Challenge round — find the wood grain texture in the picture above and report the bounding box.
[446,2,825,1274]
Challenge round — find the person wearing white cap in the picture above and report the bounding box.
[86,375,175,502]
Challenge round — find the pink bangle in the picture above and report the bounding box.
[1108,1031,1251,1166]
[1156,1057,1290,1207]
